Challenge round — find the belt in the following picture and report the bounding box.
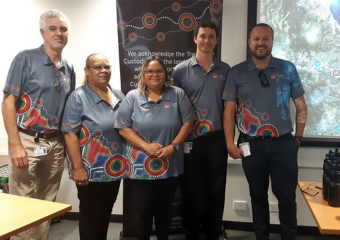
[194,130,225,141]
[239,132,290,141]
[18,128,60,140]
[202,130,224,138]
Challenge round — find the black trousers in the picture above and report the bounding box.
[131,177,179,240]
[180,131,227,240]
[238,133,299,240]
[76,180,121,240]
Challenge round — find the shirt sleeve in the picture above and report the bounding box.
[222,67,238,102]
[61,93,83,132]
[177,89,196,124]
[113,89,126,100]
[3,53,27,96]
[114,91,134,129]
[171,67,181,88]
[286,62,305,99]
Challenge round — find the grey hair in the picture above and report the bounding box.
[39,9,70,31]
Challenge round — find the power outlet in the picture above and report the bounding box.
[233,200,247,210]
[269,202,279,212]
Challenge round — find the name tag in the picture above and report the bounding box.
[239,142,251,157]
[184,142,193,153]
[34,147,47,157]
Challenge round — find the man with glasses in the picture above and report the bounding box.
[172,20,230,240]
[223,23,307,240]
[2,9,75,240]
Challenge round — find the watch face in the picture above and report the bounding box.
[173,144,179,151]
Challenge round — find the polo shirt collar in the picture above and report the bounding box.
[189,54,223,69]
[85,81,120,108]
[138,89,172,106]
[189,55,199,67]
[247,55,278,72]
[39,45,67,68]
[111,90,121,109]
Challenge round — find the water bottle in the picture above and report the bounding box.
[328,161,340,207]
[323,156,334,201]
[322,153,330,197]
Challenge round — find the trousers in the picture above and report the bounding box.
[131,177,179,240]
[239,133,299,240]
[10,132,65,240]
[180,131,227,240]
[76,181,121,240]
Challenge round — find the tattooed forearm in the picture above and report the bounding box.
[293,97,307,124]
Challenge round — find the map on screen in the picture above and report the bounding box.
[258,0,340,138]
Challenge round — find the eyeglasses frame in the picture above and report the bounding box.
[258,69,270,87]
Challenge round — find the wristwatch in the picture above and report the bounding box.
[295,136,304,144]
[170,142,179,151]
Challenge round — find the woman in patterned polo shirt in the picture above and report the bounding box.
[115,56,195,240]
[62,53,126,240]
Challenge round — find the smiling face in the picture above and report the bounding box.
[85,54,111,88]
[194,27,218,54]
[248,26,274,61]
[143,60,166,92]
[40,17,69,52]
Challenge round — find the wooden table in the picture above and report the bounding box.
[298,182,340,235]
[0,193,71,240]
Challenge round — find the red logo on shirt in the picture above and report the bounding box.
[271,74,276,78]
[63,75,67,80]
[164,103,170,108]
[213,74,217,78]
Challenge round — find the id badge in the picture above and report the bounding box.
[239,142,251,157]
[34,147,47,157]
[184,142,193,154]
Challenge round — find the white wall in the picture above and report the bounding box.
[0,0,328,226]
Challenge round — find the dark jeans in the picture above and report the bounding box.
[131,177,179,240]
[76,180,121,240]
[239,133,299,240]
[180,131,227,240]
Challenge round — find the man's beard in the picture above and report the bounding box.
[251,48,271,60]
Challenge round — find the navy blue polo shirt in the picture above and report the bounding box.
[223,56,305,137]
[114,86,196,180]
[172,55,230,139]
[3,45,75,133]
[62,82,127,182]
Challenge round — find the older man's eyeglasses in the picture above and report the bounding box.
[53,67,60,91]
[258,70,270,87]
[88,65,112,71]
[145,69,165,76]
[301,183,322,196]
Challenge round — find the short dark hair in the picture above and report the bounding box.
[250,23,274,39]
[194,20,219,38]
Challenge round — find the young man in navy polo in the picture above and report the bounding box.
[172,20,230,240]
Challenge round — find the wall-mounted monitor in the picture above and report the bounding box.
[248,0,340,147]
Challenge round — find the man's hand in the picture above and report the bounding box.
[296,138,301,147]
[10,143,28,168]
[227,144,243,159]
[3,93,28,167]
